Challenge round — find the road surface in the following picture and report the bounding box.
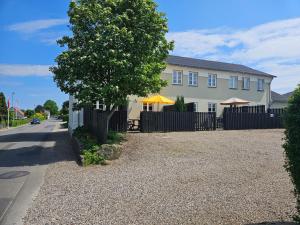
[0,119,72,225]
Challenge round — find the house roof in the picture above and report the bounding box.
[282,91,294,98]
[271,91,293,102]
[166,55,276,78]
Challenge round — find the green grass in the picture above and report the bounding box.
[10,119,30,127]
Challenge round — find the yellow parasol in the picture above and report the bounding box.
[142,95,175,104]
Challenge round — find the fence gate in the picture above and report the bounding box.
[223,107,285,130]
[140,111,216,132]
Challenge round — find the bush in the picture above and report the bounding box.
[283,85,300,222]
[175,96,187,112]
[11,119,30,127]
[32,112,47,121]
[82,150,105,166]
[107,130,124,144]
[73,126,106,166]
[62,114,69,122]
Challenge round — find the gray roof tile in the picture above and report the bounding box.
[166,55,276,78]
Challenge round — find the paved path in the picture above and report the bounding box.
[0,119,71,225]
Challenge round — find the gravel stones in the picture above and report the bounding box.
[23,129,297,225]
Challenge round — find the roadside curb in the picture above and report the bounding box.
[70,135,83,166]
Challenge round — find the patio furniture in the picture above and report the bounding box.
[128,119,140,131]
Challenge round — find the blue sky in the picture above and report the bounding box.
[1,0,300,109]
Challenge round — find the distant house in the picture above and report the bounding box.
[270,91,294,108]
[128,55,275,118]
[69,55,276,131]
[9,107,25,119]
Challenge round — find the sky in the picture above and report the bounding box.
[0,0,300,109]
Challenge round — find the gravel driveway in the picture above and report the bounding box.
[24,129,296,225]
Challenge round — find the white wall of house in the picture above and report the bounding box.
[128,64,274,119]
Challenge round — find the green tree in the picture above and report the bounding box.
[43,100,59,115]
[0,92,8,117]
[283,85,300,222]
[25,109,34,118]
[60,100,69,115]
[174,96,186,112]
[51,0,173,127]
[34,105,45,113]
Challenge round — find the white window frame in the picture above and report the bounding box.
[208,74,217,87]
[229,76,238,89]
[172,70,183,85]
[242,77,250,90]
[188,72,198,86]
[257,79,264,91]
[143,103,153,111]
[208,102,217,113]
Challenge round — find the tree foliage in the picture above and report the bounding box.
[35,105,45,113]
[0,92,7,116]
[283,85,300,222]
[25,109,34,118]
[51,0,173,117]
[174,96,186,112]
[43,100,59,115]
[60,100,69,115]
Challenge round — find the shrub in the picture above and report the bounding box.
[283,85,300,222]
[11,119,30,127]
[62,114,69,122]
[73,126,106,166]
[32,112,47,121]
[174,96,187,112]
[107,130,124,144]
[82,150,105,166]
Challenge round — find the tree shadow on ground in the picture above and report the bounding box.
[0,130,75,167]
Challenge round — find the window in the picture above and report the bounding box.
[229,76,238,89]
[143,103,153,111]
[208,102,216,112]
[208,74,217,87]
[188,72,198,86]
[143,103,147,111]
[148,104,153,111]
[257,79,264,91]
[172,70,182,85]
[242,77,250,90]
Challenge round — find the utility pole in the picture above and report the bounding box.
[12,92,15,124]
[7,98,10,129]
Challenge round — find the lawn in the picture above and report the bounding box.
[24,129,296,225]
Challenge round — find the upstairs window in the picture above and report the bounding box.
[172,70,182,85]
[257,79,264,91]
[229,76,238,89]
[208,74,217,87]
[188,72,198,86]
[242,77,250,90]
[208,102,216,112]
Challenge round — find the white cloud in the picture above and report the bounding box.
[0,64,52,77]
[7,19,68,33]
[168,17,300,93]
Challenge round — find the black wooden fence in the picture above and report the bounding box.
[223,107,284,130]
[225,105,266,113]
[83,108,127,143]
[163,102,196,112]
[140,111,216,132]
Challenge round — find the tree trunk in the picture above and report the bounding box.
[103,105,118,143]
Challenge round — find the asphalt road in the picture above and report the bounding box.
[0,119,72,225]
